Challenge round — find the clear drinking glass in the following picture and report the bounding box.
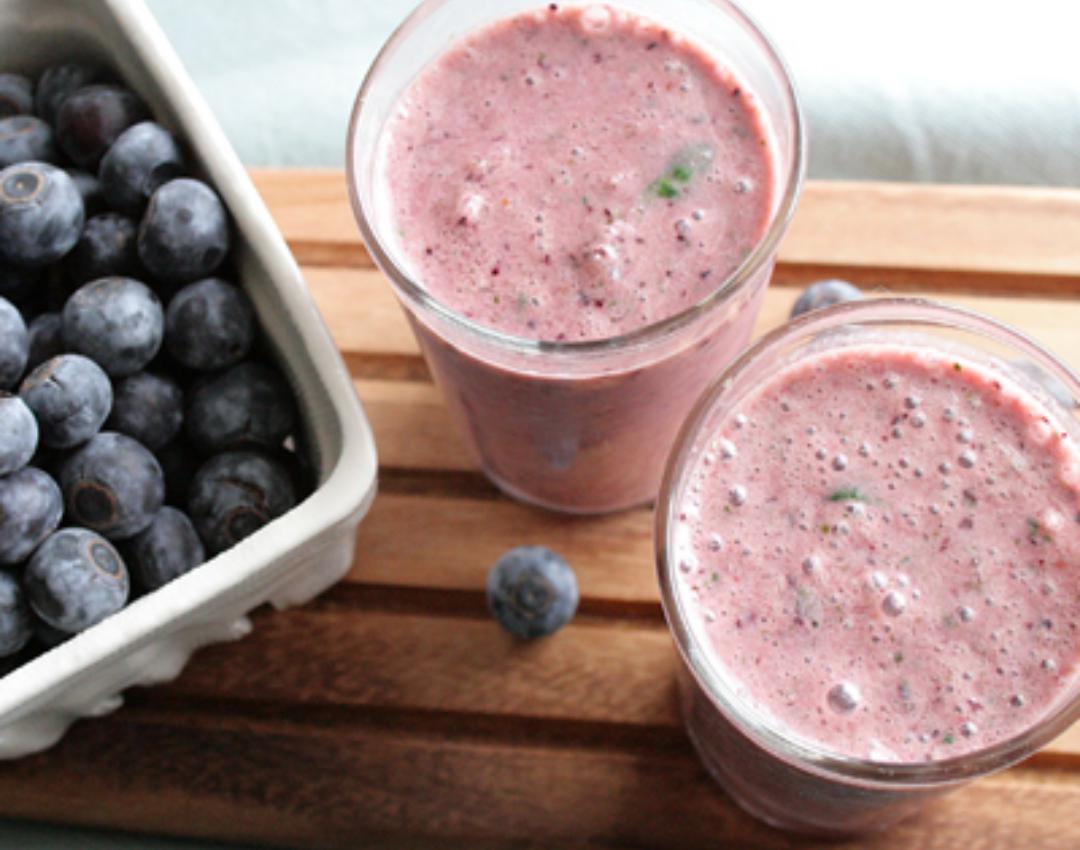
[657,298,1080,834]
[347,0,805,513]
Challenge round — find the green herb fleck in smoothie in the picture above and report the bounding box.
[1027,517,1053,544]
[828,487,868,502]
[649,142,714,199]
[942,732,955,745]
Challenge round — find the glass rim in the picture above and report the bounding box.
[656,297,1080,785]
[345,0,807,356]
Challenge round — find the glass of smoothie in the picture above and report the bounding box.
[347,0,804,513]
[658,297,1080,834]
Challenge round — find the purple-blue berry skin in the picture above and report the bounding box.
[55,84,149,169]
[790,279,863,319]
[0,74,33,118]
[0,466,62,565]
[0,115,57,168]
[59,431,165,541]
[99,121,184,216]
[65,213,140,285]
[107,371,183,451]
[126,506,205,591]
[0,162,84,268]
[165,278,255,371]
[138,178,230,284]
[19,354,112,449]
[24,527,129,633]
[486,546,578,640]
[0,393,38,476]
[35,63,101,126]
[62,276,163,377]
[0,296,27,389]
[66,168,105,217]
[188,450,297,554]
[0,571,32,657]
[24,311,64,373]
[186,361,296,453]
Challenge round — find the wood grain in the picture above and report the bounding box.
[252,169,1080,293]
[3,172,1079,850]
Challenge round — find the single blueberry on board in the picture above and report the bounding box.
[138,178,230,284]
[486,546,579,639]
[59,431,165,540]
[99,121,184,215]
[0,296,27,389]
[107,371,183,451]
[0,161,84,268]
[55,84,148,169]
[0,571,32,657]
[0,392,38,476]
[62,276,163,377]
[790,279,863,319]
[24,527,129,633]
[164,277,255,371]
[186,361,296,453]
[125,506,205,592]
[19,354,112,449]
[35,63,101,126]
[65,212,140,284]
[24,311,64,373]
[188,450,297,554]
[0,115,57,168]
[0,466,63,565]
[0,73,33,118]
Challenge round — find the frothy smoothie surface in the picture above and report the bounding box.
[675,346,1080,762]
[382,3,776,341]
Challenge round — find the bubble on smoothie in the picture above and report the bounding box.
[943,407,957,422]
[858,442,872,457]
[691,209,706,221]
[882,591,907,617]
[960,721,978,738]
[939,461,953,475]
[1010,693,1026,708]
[708,533,724,552]
[679,554,699,574]
[704,609,717,623]
[581,4,614,32]
[833,454,849,471]
[733,413,747,429]
[869,571,887,590]
[846,503,866,519]
[958,428,975,444]
[958,449,978,469]
[904,395,921,410]
[803,554,822,575]
[1042,658,1058,672]
[733,178,753,195]
[827,682,861,714]
[457,191,487,224]
[883,374,899,389]
[892,426,903,439]
[958,605,976,623]
[910,411,927,428]
[718,439,737,460]
[674,218,692,240]
[729,484,748,506]
[815,448,827,461]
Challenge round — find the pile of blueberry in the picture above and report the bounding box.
[0,64,309,671]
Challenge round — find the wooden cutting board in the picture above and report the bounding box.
[0,171,1079,849]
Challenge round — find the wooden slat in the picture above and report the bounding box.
[252,169,1080,293]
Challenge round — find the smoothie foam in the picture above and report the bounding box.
[675,344,1080,762]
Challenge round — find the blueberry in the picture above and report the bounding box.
[165,278,255,371]
[0,74,33,118]
[0,571,32,657]
[24,311,64,372]
[55,84,149,169]
[35,63,101,126]
[66,168,104,216]
[0,296,27,389]
[0,115,57,167]
[138,178,230,283]
[99,121,184,215]
[186,361,296,453]
[156,437,199,507]
[790,279,863,319]
[23,528,129,633]
[19,354,112,449]
[0,466,63,565]
[486,546,578,639]
[107,371,183,451]
[62,276,163,377]
[0,162,84,268]
[126,506,205,591]
[65,212,140,285]
[0,393,38,475]
[188,450,297,554]
[59,431,164,540]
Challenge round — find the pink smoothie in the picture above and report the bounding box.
[370,3,788,512]
[675,345,1080,762]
